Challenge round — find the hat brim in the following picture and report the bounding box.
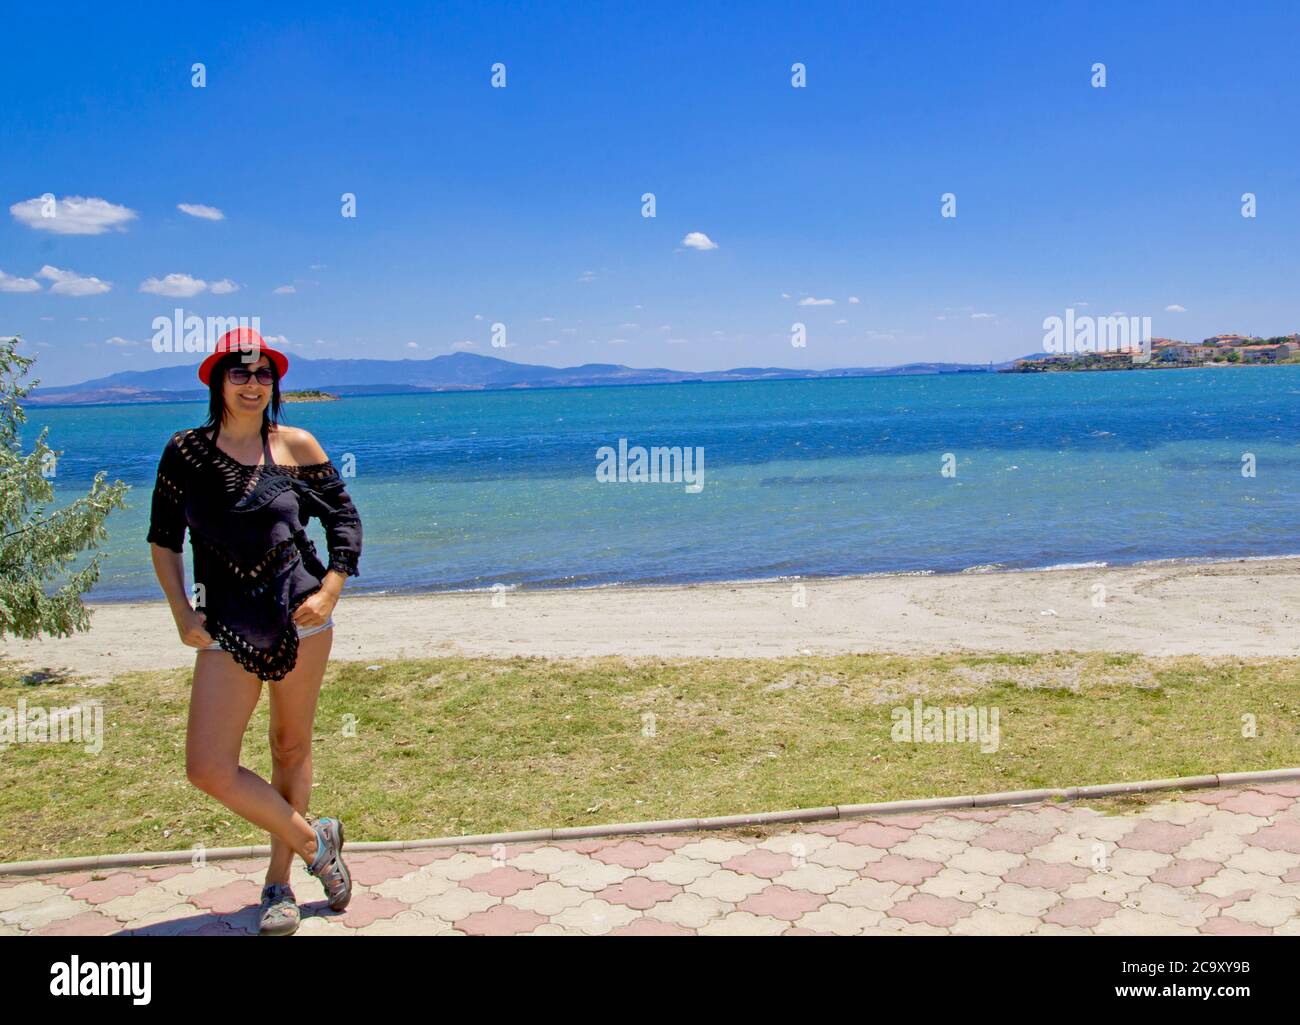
[198,345,290,385]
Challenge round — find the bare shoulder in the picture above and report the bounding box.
[273,425,329,466]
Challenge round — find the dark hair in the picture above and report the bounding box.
[201,352,284,441]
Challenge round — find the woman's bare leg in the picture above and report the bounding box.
[264,628,333,885]
[186,650,320,865]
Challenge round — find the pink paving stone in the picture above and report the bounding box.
[1250,783,1300,798]
[868,813,935,829]
[1215,791,1294,817]
[402,848,462,865]
[346,854,422,887]
[67,872,154,905]
[738,885,826,922]
[1044,898,1120,928]
[45,871,94,888]
[595,876,682,910]
[860,854,943,886]
[639,835,696,851]
[1005,860,1093,890]
[970,827,1051,854]
[190,879,263,915]
[1249,819,1300,854]
[1117,819,1211,855]
[723,848,801,879]
[461,865,548,898]
[889,892,975,927]
[1200,916,1272,936]
[328,892,409,929]
[1181,790,1235,805]
[142,865,193,883]
[30,911,124,936]
[946,809,1013,823]
[1151,859,1223,888]
[839,821,914,849]
[1195,889,1255,912]
[1282,866,1300,884]
[606,918,695,936]
[784,926,837,936]
[589,840,677,869]
[803,821,856,837]
[456,903,548,936]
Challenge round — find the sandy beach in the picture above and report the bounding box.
[4,556,1299,680]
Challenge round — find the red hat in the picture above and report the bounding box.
[198,328,290,385]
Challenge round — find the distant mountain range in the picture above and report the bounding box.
[28,351,1018,406]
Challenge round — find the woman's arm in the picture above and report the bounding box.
[147,434,212,647]
[151,543,213,647]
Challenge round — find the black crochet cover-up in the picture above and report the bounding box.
[147,427,362,681]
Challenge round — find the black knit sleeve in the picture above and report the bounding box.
[299,464,362,577]
[146,434,188,553]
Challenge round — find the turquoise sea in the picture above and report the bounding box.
[27,367,1300,602]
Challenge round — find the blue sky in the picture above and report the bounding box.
[3,1,1298,386]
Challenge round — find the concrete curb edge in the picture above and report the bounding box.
[3,767,1297,877]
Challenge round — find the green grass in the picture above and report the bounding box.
[1,652,1297,862]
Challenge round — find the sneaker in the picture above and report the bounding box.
[258,883,300,936]
[307,816,352,911]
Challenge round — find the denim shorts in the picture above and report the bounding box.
[203,617,335,652]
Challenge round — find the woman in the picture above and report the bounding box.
[148,327,362,936]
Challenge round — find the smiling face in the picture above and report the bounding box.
[222,354,273,419]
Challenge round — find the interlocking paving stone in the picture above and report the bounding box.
[738,885,825,921]
[460,865,549,898]
[4,784,1298,935]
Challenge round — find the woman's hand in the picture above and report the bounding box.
[176,607,214,648]
[292,588,338,628]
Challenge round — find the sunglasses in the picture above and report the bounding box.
[226,366,276,385]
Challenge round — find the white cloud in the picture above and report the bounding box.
[576,270,596,283]
[833,319,847,325]
[798,297,835,306]
[667,338,689,344]
[273,285,296,295]
[848,296,861,304]
[105,336,137,347]
[140,273,207,298]
[407,342,419,349]
[1165,304,1187,313]
[473,314,484,321]
[38,265,111,296]
[209,279,239,294]
[608,338,628,345]
[681,231,718,251]
[971,312,995,319]
[177,203,225,221]
[452,340,475,350]
[11,195,138,235]
[0,269,41,293]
